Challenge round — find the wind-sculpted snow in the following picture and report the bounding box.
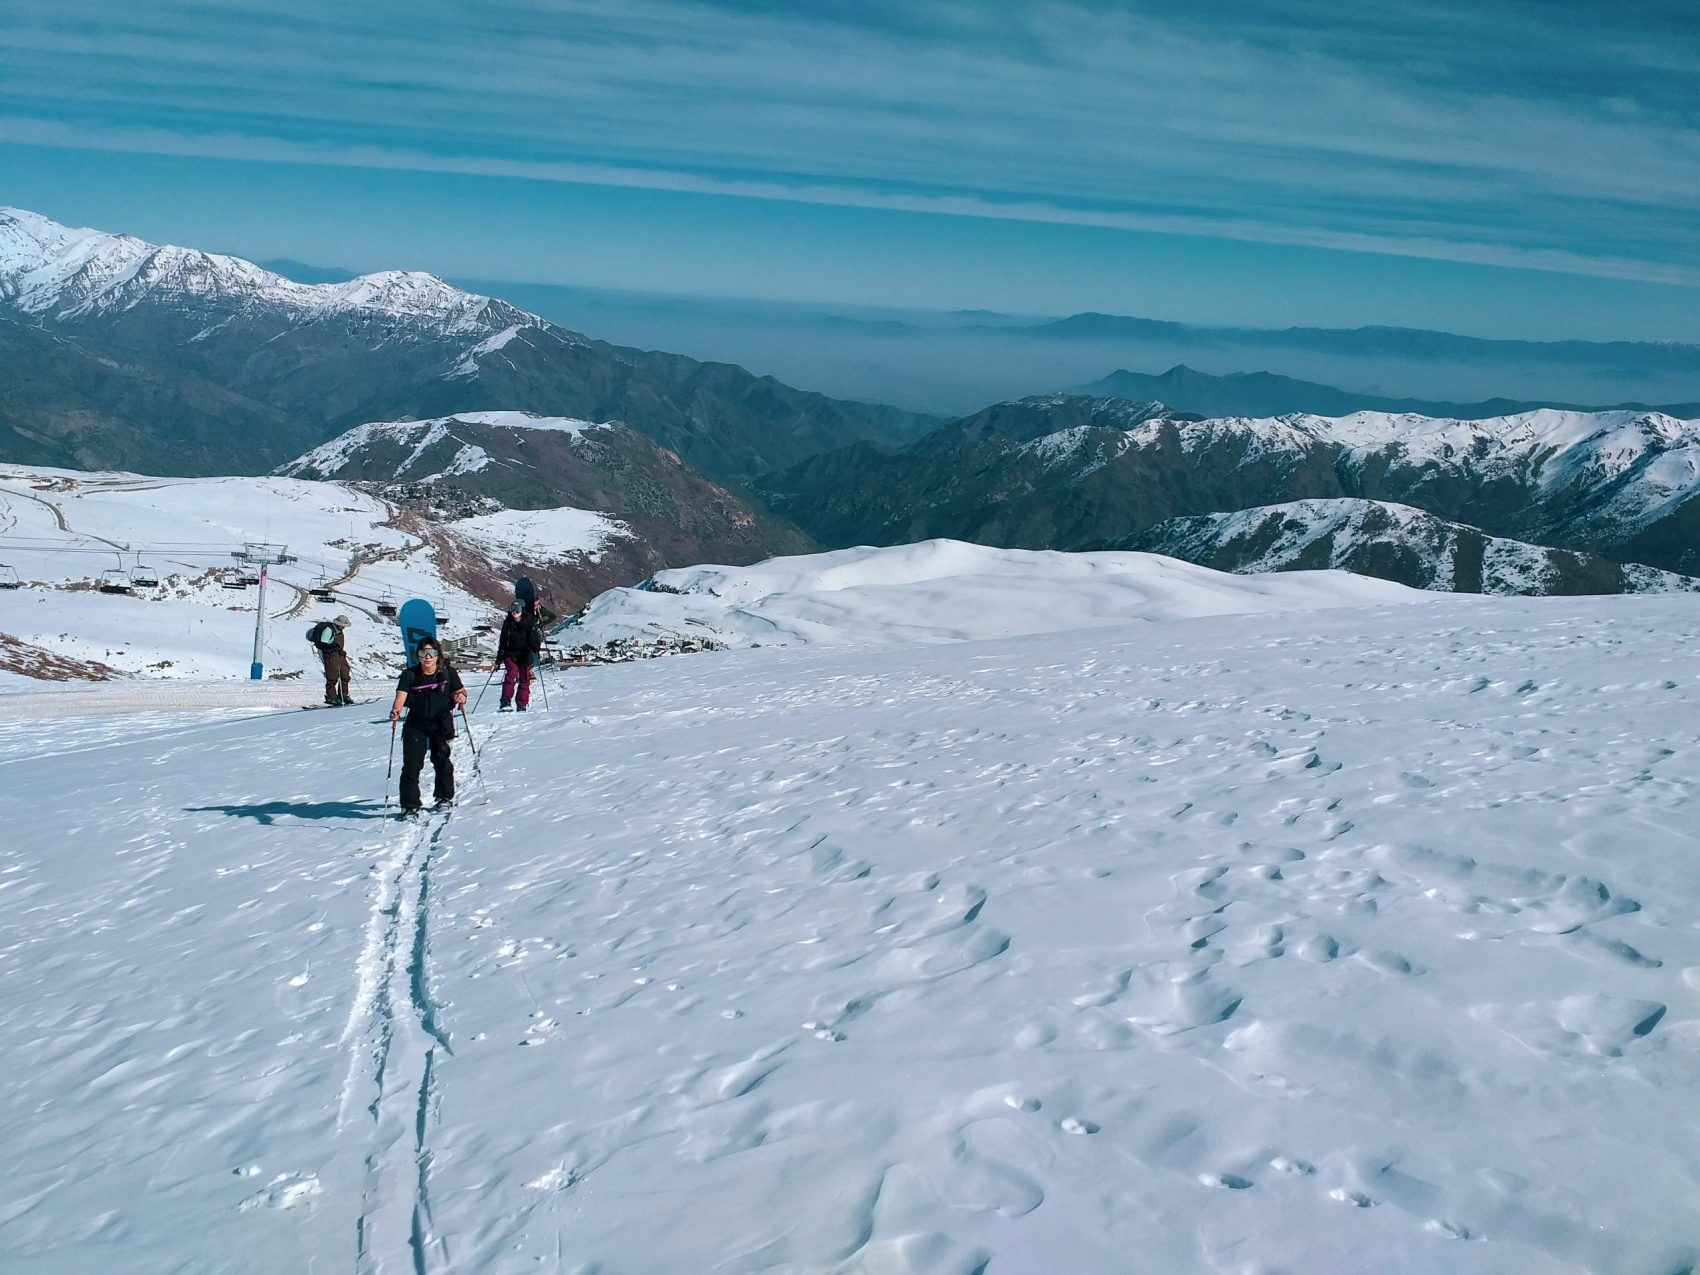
[567,538,1421,647]
[2,593,1698,1272]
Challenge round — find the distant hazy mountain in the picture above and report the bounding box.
[1118,499,1700,596]
[257,258,360,285]
[1032,313,1700,380]
[1078,365,1700,422]
[390,280,1700,418]
[0,207,937,480]
[279,410,814,610]
[762,395,1700,582]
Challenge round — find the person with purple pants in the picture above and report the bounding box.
[497,597,543,711]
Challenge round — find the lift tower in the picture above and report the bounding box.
[233,543,295,679]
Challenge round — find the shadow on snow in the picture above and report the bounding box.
[185,799,391,824]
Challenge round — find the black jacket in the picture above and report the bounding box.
[395,661,464,732]
[498,611,543,663]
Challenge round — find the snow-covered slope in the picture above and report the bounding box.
[3,592,1697,1272]
[1132,498,1700,596]
[0,464,619,681]
[278,411,609,484]
[447,506,628,560]
[565,538,1422,647]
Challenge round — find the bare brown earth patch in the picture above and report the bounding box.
[0,633,121,682]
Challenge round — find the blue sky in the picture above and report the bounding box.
[2,0,1697,341]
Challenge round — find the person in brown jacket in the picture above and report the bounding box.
[308,614,354,705]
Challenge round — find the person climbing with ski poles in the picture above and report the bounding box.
[389,636,466,818]
[497,596,543,712]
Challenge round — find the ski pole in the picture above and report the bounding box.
[458,705,490,803]
[471,660,499,716]
[537,654,550,712]
[384,718,397,806]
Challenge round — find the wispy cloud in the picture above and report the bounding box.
[3,0,1696,285]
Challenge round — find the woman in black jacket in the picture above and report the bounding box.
[389,637,467,816]
[497,598,543,711]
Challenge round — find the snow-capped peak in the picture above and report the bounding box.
[0,206,507,332]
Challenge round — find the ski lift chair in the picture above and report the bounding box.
[97,553,133,594]
[308,572,336,601]
[130,559,160,589]
[0,564,19,589]
[376,591,398,618]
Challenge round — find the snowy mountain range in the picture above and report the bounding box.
[765,395,1700,583]
[1123,499,1700,596]
[5,206,1699,607]
[0,206,504,330]
[0,207,937,479]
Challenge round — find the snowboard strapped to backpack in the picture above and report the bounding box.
[307,621,340,649]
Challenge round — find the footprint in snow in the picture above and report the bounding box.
[237,1172,320,1212]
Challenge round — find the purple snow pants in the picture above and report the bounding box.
[501,656,532,708]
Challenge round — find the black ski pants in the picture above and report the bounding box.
[400,721,454,808]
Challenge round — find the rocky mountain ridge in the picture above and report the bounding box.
[1120,498,1700,596]
[761,395,1700,587]
[0,207,939,481]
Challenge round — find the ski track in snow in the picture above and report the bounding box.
[340,809,455,1275]
[2,596,1700,1272]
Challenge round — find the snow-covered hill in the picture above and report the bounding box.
[3,590,1697,1272]
[564,539,1421,648]
[278,411,815,610]
[0,464,621,682]
[279,410,605,484]
[1129,498,1700,596]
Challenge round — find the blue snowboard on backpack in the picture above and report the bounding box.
[398,599,437,664]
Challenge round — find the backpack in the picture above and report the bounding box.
[307,621,339,649]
